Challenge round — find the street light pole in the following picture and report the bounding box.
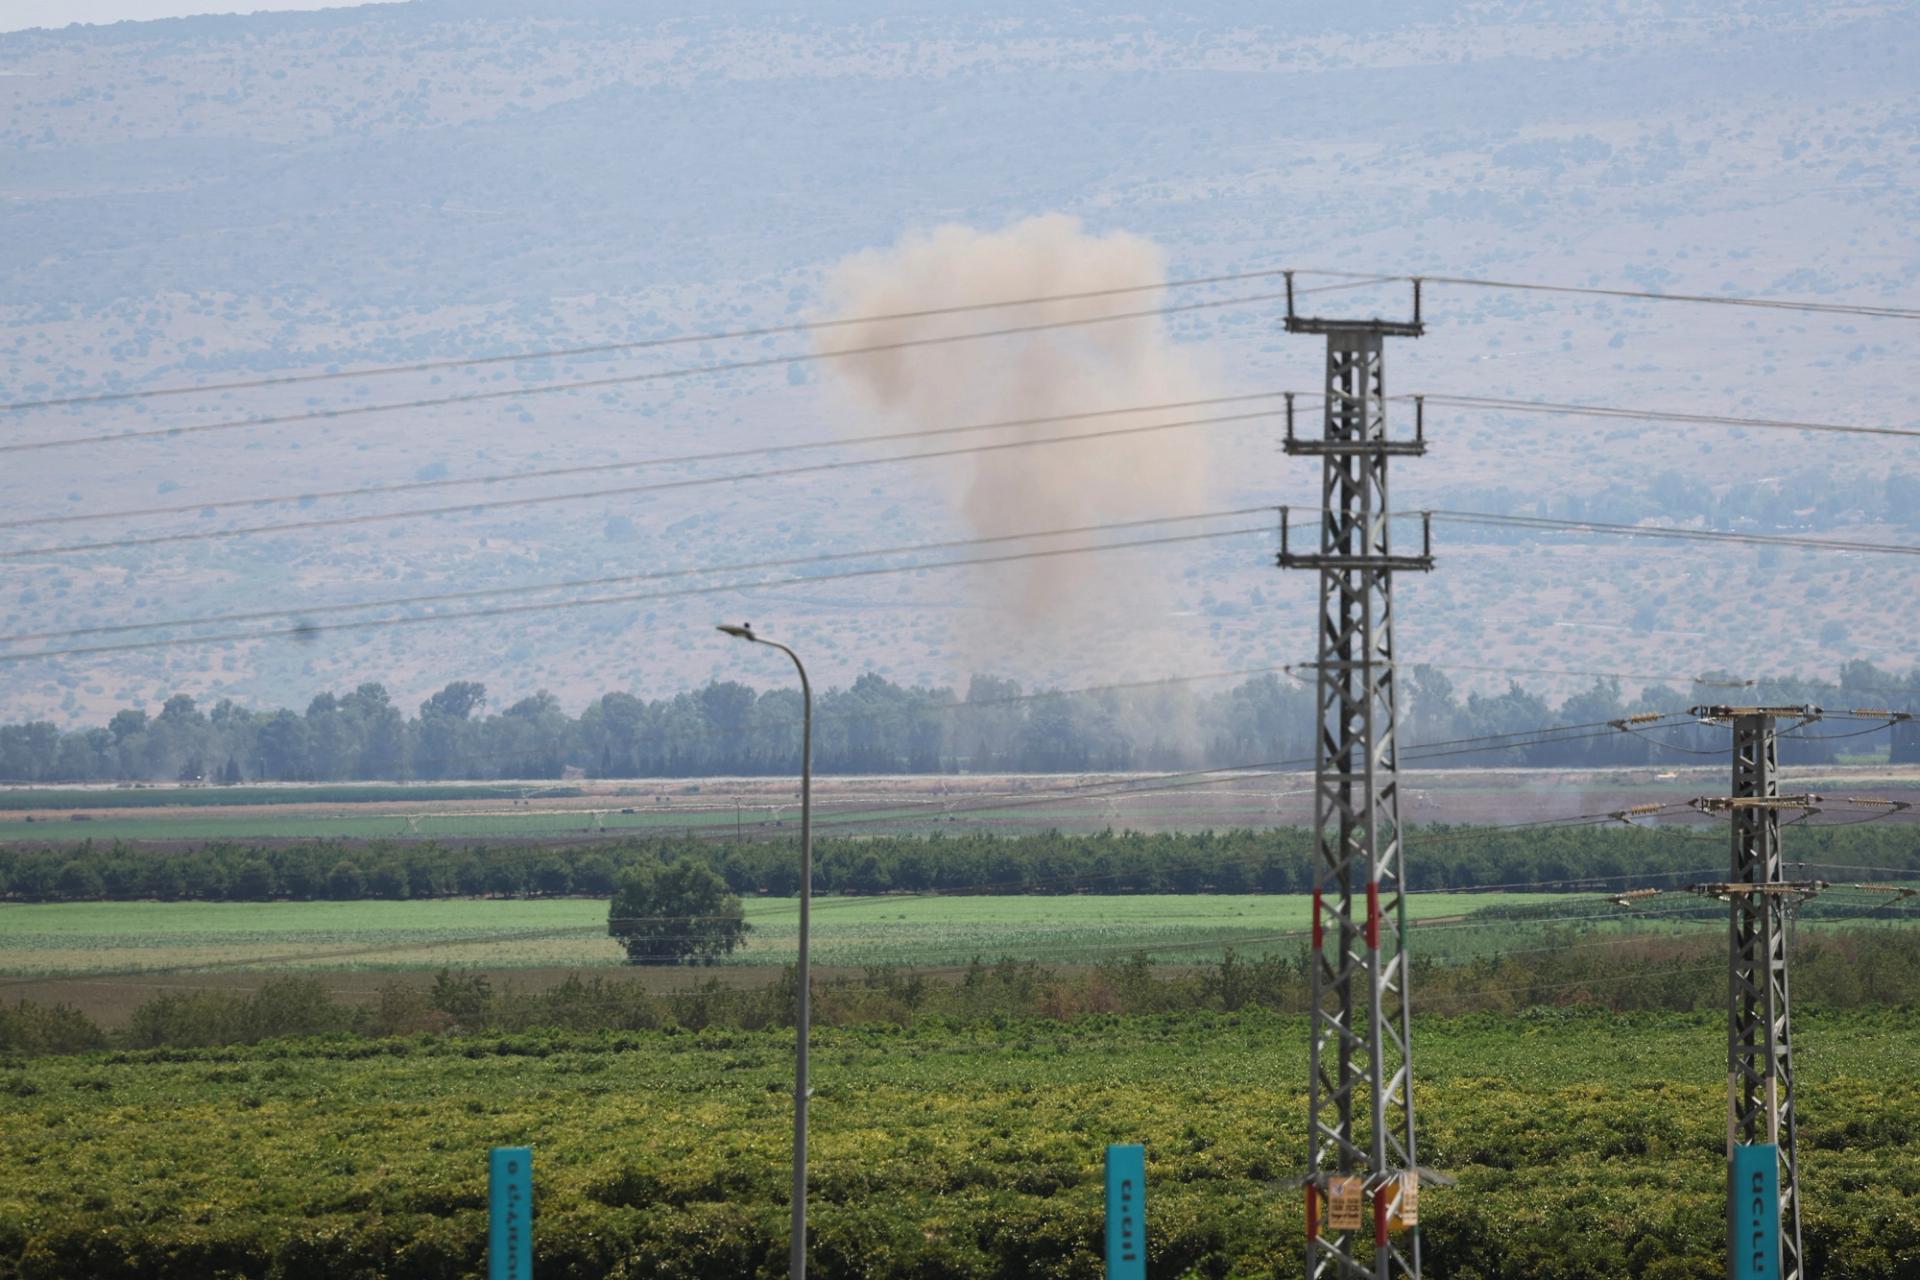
[717,623,812,1280]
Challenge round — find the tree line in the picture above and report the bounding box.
[4,824,1916,904]
[1,660,1914,784]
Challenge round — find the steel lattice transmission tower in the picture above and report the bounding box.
[1278,276,1435,1280]
[1690,704,1823,1280]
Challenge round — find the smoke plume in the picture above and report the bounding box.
[816,214,1216,671]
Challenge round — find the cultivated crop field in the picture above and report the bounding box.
[11,766,1917,844]
[1,1010,1914,1280]
[0,893,1596,977]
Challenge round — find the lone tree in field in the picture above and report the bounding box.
[608,859,748,964]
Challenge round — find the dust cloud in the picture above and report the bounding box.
[816,214,1219,676]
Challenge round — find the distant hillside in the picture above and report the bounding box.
[1,0,1914,723]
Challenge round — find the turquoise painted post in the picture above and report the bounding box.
[1105,1144,1146,1280]
[490,1146,533,1280]
[1730,1143,1781,1280]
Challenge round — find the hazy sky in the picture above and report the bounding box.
[1,1,378,34]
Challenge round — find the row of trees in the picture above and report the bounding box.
[5,824,1916,904]
[2,661,1915,784]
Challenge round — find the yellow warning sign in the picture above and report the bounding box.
[1391,1171,1419,1230]
[1326,1176,1366,1231]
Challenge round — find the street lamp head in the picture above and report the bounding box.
[716,623,757,641]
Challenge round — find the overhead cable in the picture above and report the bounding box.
[0,520,1276,664]
[0,288,1304,454]
[10,265,1913,418]
[0,275,1379,415]
[1415,394,1920,442]
[1401,272,1920,320]
[0,391,1300,533]
[11,506,1919,660]
[1431,511,1920,557]
[0,408,1290,559]
[14,389,1909,544]
[0,506,1277,646]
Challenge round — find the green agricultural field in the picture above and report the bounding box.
[0,893,1603,975]
[0,1010,1914,1280]
[0,795,1311,843]
[0,784,584,812]
[0,805,726,843]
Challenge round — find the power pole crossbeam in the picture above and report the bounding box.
[1281,282,1432,1280]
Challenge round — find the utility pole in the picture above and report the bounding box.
[1688,704,1824,1280]
[1278,276,1436,1280]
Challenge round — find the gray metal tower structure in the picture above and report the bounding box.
[1689,704,1822,1280]
[1278,276,1434,1280]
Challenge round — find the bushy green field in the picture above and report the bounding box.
[0,785,584,812]
[0,894,1590,975]
[0,806,711,843]
[0,1010,1914,1279]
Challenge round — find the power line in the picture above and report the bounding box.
[0,908,1732,992]
[0,391,1299,533]
[0,520,1276,664]
[1420,962,1732,1004]
[1791,863,1920,879]
[131,720,1682,854]
[12,496,1916,645]
[0,506,1275,647]
[1614,723,1730,757]
[19,798,1902,985]
[1394,659,1756,689]
[1404,273,1920,321]
[2,866,1893,987]
[10,265,1912,419]
[13,387,1908,544]
[0,275,1381,415]
[1780,723,1902,743]
[683,720,1701,846]
[1431,510,1920,557]
[0,658,1791,790]
[17,795,1698,943]
[1408,866,1728,896]
[0,288,1304,455]
[0,408,1290,560]
[0,660,1320,786]
[14,884,1847,994]
[470,876,1721,932]
[13,498,1915,662]
[15,860,1908,996]
[1416,394,1920,442]
[0,661,1317,786]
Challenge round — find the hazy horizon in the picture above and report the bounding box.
[1,0,378,35]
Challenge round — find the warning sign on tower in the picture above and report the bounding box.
[1326,1176,1366,1231]
[1393,1171,1419,1229]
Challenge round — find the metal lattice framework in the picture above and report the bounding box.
[1279,278,1433,1280]
[1693,704,1817,1280]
